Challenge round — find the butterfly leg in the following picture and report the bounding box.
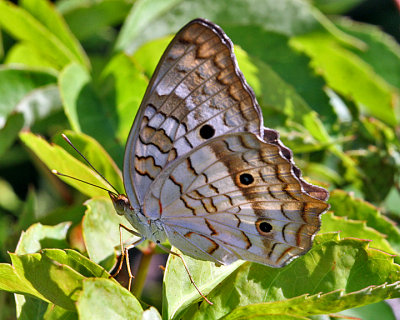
[156,242,213,305]
[111,224,144,291]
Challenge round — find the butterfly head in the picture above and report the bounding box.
[109,192,131,216]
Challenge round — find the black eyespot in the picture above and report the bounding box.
[259,222,272,233]
[256,220,273,234]
[239,173,254,185]
[199,124,215,139]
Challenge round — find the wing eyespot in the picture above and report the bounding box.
[199,124,215,139]
[239,173,254,185]
[256,219,273,235]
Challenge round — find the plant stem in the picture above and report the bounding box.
[132,242,156,298]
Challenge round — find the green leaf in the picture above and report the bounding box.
[234,47,332,144]
[181,233,400,319]
[116,0,332,54]
[100,53,148,142]
[59,62,124,165]
[164,253,244,319]
[15,295,48,320]
[0,252,82,310]
[15,84,62,128]
[20,132,115,198]
[16,285,88,319]
[77,278,143,319]
[221,282,400,319]
[0,112,24,158]
[335,17,400,89]
[15,222,70,255]
[229,28,335,128]
[359,116,397,146]
[20,0,89,67]
[39,204,85,227]
[2,2,400,318]
[0,262,42,301]
[5,42,60,70]
[338,301,396,320]
[384,182,400,217]
[15,291,78,320]
[43,304,78,320]
[0,26,3,59]
[0,0,88,69]
[60,0,132,41]
[0,178,21,213]
[0,220,11,258]
[131,36,172,78]
[312,0,364,14]
[329,190,400,255]
[0,67,57,124]
[14,294,78,320]
[58,62,103,132]
[16,189,38,231]
[321,212,395,254]
[53,130,124,193]
[83,198,134,270]
[44,249,110,279]
[142,307,162,320]
[292,32,399,126]
[0,249,111,310]
[356,146,397,203]
[115,0,182,52]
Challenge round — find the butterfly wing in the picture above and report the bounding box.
[263,128,329,202]
[124,19,263,208]
[144,132,329,267]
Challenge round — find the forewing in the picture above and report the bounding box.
[144,132,329,267]
[124,19,263,206]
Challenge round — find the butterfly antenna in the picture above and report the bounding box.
[52,170,118,196]
[61,134,120,195]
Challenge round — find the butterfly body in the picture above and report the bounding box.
[110,193,167,244]
[111,18,329,269]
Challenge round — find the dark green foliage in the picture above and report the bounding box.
[0,0,399,319]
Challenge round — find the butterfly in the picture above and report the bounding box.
[106,18,329,301]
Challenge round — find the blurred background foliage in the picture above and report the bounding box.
[0,0,399,319]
